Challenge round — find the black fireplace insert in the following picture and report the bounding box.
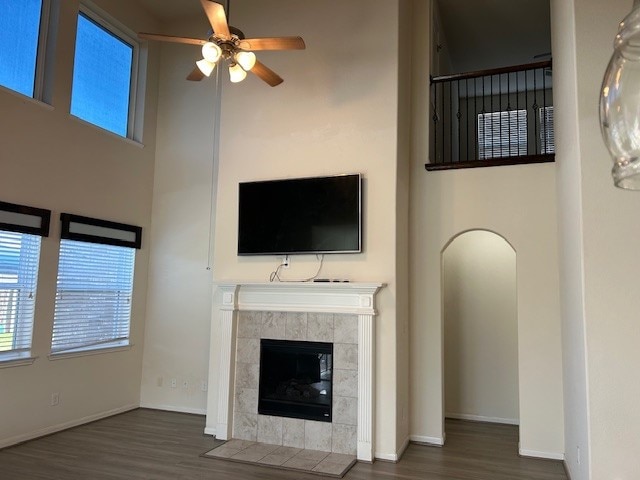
[258,339,333,422]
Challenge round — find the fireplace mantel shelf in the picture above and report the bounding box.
[207,280,385,462]
[214,281,385,316]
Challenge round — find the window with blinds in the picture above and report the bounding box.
[539,106,555,154]
[51,240,135,354]
[0,231,41,359]
[477,109,528,159]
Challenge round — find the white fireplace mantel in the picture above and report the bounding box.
[205,281,384,462]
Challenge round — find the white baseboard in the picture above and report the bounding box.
[445,412,519,425]
[0,404,138,449]
[519,447,564,461]
[139,402,206,416]
[409,433,445,446]
[374,451,399,462]
[204,426,217,436]
[376,436,410,462]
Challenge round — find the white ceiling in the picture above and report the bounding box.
[136,0,204,22]
[136,0,551,74]
[435,0,551,73]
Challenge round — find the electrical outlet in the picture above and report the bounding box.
[201,380,208,392]
[171,378,177,388]
[281,256,290,268]
[50,392,60,406]
[182,380,189,389]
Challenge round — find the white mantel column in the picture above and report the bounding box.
[214,284,239,440]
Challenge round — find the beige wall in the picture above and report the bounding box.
[568,0,640,478]
[409,0,564,457]
[550,0,590,477]
[0,0,159,447]
[139,14,218,414]
[443,230,519,424]
[140,0,411,461]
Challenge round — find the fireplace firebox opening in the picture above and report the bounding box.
[258,339,333,422]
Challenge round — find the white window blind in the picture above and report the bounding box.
[478,109,528,159]
[0,231,41,358]
[51,239,135,354]
[539,106,555,154]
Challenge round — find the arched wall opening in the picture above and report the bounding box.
[442,229,519,431]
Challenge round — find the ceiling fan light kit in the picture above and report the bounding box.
[229,62,247,83]
[138,0,305,87]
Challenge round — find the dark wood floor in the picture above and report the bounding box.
[0,409,567,479]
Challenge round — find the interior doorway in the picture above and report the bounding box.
[442,230,519,434]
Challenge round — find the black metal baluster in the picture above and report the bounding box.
[466,78,469,162]
[440,78,447,163]
[533,67,538,156]
[457,80,462,163]
[542,67,547,154]
[433,81,438,164]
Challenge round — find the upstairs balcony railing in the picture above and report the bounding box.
[427,60,554,171]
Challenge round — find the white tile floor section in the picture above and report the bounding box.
[203,438,357,477]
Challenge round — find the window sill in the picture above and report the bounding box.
[0,354,37,369]
[425,154,555,171]
[0,84,54,111]
[67,114,145,148]
[49,342,133,361]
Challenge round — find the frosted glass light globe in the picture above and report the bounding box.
[236,51,256,71]
[202,42,222,63]
[600,2,640,189]
[229,63,247,83]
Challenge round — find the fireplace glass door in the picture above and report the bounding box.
[258,339,333,422]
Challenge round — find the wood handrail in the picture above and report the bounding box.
[431,60,552,84]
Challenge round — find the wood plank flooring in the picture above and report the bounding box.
[0,409,567,479]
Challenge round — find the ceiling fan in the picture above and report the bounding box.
[138,0,306,87]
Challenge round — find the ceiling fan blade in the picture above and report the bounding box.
[250,60,284,87]
[138,32,206,46]
[239,36,306,51]
[187,67,206,81]
[200,0,231,39]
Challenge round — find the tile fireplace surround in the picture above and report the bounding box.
[205,282,384,462]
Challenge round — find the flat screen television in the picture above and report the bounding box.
[238,174,362,255]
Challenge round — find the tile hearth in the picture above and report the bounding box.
[203,438,356,477]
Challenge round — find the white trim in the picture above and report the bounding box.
[204,426,217,436]
[67,114,145,148]
[0,356,37,369]
[0,84,55,109]
[375,452,399,462]
[139,403,206,416]
[396,436,410,460]
[445,412,519,425]
[0,404,137,449]
[519,447,565,461]
[48,343,132,360]
[374,436,411,461]
[208,281,384,461]
[409,434,445,446]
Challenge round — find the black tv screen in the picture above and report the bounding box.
[238,174,362,255]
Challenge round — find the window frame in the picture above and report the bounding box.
[0,0,53,102]
[71,2,140,139]
[0,201,50,367]
[50,213,141,358]
[538,105,555,155]
[477,109,528,160]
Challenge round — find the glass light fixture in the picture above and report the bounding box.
[202,41,222,63]
[600,0,640,189]
[196,59,216,77]
[236,51,257,71]
[229,62,247,83]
